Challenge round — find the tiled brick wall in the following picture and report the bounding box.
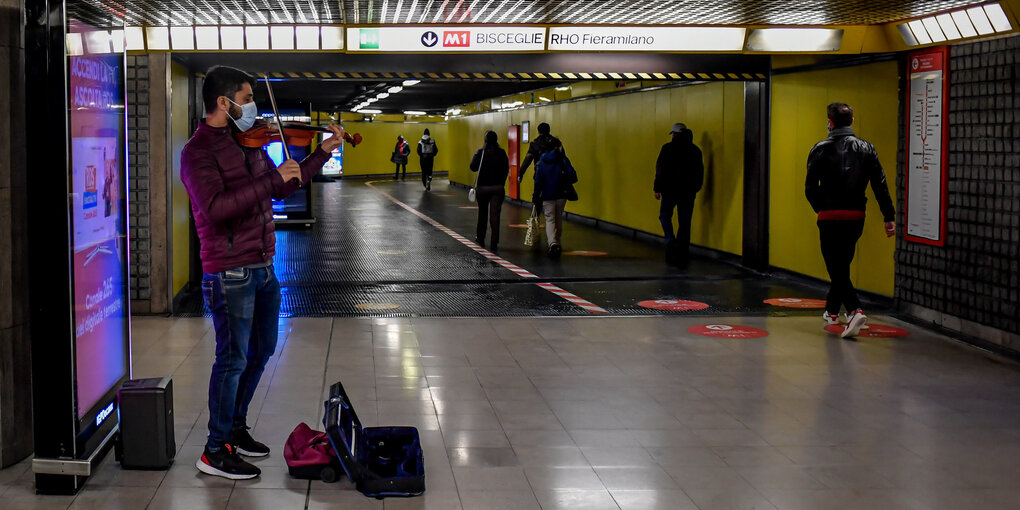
[127,55,150,301]
[896,36,1020,340]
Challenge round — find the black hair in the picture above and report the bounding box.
[827,102,853,128]
[537,122,550,135]
[484,130,498,145]
[423,128,430,135]
[202,66,255,114]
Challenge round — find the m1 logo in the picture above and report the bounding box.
[443,31,470,47]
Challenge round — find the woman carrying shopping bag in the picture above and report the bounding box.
[469,130,510,252]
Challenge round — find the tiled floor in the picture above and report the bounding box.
[5,314,1020,509]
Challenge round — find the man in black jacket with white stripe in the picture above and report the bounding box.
[806,102,896,339]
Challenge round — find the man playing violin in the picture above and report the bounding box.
[181,66,344,480]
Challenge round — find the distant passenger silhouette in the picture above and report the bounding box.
[654,122,703,267]
[469,130,510,252]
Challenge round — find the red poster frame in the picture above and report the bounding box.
[904,46,950,247]
[507,125,521,200]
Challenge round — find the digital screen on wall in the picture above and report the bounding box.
[265,142,310,214]
[67,20,130,420]
[321,133,343,177]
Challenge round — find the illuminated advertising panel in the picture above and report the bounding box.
[67,19,130,421]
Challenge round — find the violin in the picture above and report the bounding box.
[236,74,363,154]
[235,119,363,149]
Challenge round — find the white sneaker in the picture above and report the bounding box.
[822,311,840,325]
[841,309,867,338]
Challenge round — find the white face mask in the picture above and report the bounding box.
[227,98,258,132]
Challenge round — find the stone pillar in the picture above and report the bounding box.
[127,53,169,313]
[0,0,34,468]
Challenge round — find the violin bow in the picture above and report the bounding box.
[262,74,291,161]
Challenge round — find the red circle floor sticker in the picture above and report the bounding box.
[824,324,909,338]
[639,299,710,312]
[764,298,827,309]
[689,324,769,339]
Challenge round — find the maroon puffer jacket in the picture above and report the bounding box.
[181,121,330,274]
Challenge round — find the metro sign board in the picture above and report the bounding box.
[347,26,545,52]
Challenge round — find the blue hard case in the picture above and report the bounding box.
[323,380,426,498]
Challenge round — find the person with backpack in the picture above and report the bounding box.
[392,135,410,180]
[517,122,561,182]
[533,139,577,258]
[417,128,438,191]
[469,130,510,252]
[654,122,704,267]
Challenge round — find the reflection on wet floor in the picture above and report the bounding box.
[5,313,1019,509]
[175,179,886,318]
[7,180,1020,509]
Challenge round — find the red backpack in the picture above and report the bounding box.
[284,422,342,482]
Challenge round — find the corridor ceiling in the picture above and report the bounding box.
[75,0,988,27]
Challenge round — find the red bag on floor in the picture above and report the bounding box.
[284,422,343,483]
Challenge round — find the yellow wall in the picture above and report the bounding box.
[170,61,191,296]
[340,121,451,177]
[770,61,899,296]
[447,82,745,256]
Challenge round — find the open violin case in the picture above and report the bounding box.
[323,380,425,498]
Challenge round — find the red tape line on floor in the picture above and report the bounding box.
[365,182,608,314]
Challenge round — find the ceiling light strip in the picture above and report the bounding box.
[446,0,465,23]
[985,3,1013,31]
[483,0,507,23]
[471,0,496,22]
[392,0,404,24]
[405,0,419,23]
[419,0,434,23]
[433,0,449,23]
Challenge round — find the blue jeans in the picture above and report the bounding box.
[202,265,281,450]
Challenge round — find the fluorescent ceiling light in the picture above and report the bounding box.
[367,97,378,103]
[404,110,426,115]
[403,79,420,86]
[921,17,946,42]
[985,4,1012,32]
[897,24,918,46]
[145,27,170,50]
[271,26,295,50]
[321,26,343,50]
[195,26,219,50]
[936,14,962,40]
[555,86,569,91]
[951,10,978,37]
[125,27,144,50]
[642,27,746,51]
[110,30,125,53]
[388,86,403,94]
[66,33,84,56]
[170,26,195,50]
[538,96,551,102]
[246,26,270,50]
[377,92,390,99]
[84,30,110,54]
[296,26,319,49]
[908,19,933,44]
[745,28,842,52]
[220,26,244,49]
[361,109,382,114]
[967,7,995,35]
